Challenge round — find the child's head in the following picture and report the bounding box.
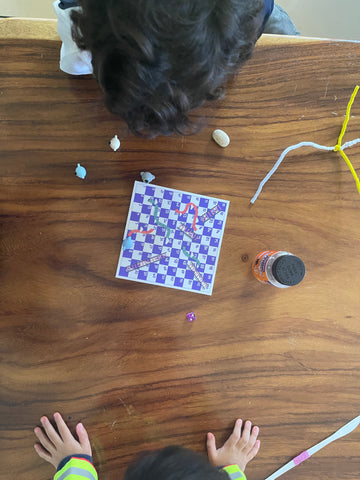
[71,0,264,137]
[123,446,225,480]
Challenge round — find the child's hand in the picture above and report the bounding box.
[207,419,260,472]
[34,412,92,469]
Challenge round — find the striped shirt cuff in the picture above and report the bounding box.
[222,464,247,480]
[54,457,98,480]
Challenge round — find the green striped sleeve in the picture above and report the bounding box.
[54,457,98,480]
[222,464,247,480]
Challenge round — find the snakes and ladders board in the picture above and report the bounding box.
[115,181,230,295]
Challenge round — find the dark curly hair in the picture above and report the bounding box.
[71,0,264,137]
[123,446,227,480]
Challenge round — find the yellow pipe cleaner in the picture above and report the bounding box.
[334,85,360,194]
[251,85,360,203]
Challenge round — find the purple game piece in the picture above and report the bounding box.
[186,312,196,322]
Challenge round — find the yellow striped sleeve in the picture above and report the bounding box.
[54,457,98,480]
[222,464,247,480]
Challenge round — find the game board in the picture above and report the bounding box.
[115,181,230,295]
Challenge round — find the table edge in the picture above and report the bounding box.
[1,18,360,45]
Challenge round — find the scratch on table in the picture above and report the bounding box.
[321,79,330,99]
[118,397,133,416]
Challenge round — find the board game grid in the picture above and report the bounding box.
[115,181,230,295]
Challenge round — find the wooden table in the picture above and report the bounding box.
[1,18,359,480]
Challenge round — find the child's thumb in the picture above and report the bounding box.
[206,432,217,463]
[76,423,92,454]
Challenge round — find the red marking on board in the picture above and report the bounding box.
[175,202,199,231]
[128,228,154,236]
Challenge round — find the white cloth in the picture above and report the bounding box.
[53,0,93,75]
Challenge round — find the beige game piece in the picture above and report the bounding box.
[212,129,230,147]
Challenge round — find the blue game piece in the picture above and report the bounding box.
[122,236,134,250]
[75,163,87,179]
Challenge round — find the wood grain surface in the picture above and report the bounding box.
[1,27,360,480]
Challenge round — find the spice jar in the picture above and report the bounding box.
[252,250,305,288]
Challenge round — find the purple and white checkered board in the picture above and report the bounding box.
[115,181,229,295]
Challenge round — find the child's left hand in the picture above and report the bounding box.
[34,412,92,469]
[207,418,260,472]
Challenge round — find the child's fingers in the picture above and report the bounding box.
[247,439,261,461]
[53,412,73,442]
[76,423,92,454]
[34,442,53,461]
[40,416,62,445]
[229,418,243,445]
[206,432,217,463]
[240,420,252,444]
[246,425,259,451]
[34,426,56,453]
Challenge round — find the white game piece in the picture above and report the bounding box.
[110,135,121,151]
[140,171,155,183]
[212,129,230,148]
[75,163,86,179]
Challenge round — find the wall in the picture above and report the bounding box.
[1,0,360,41]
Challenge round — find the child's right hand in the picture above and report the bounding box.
[34,412,92,469]
[207,419,260,472]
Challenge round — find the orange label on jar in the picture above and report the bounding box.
[252,250,279,284]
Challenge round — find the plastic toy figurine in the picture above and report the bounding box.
[122,237,134,250]
[75,163,87,179]
[109,135,121,151]
[140,171,155,183]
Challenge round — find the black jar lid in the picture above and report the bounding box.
[272,255,305,286]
